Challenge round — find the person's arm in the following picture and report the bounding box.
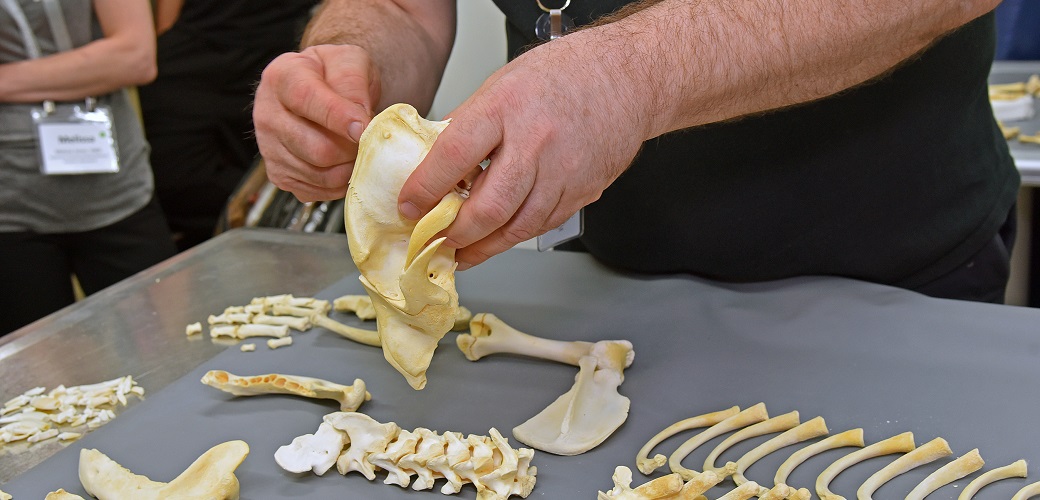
[252,0,455,200]
[397,0,1002,269]
[0,0,156,103]
[153,0,183,35]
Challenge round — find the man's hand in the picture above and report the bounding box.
[398,33,651,269]
[253,45,381,202]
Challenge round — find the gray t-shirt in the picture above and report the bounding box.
[0,0,152,233]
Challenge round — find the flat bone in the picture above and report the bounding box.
[703,410,801,475]
[1013,480,1040,500]
[958,459,1028,500]
[512,351,631,455]
[733,416,828,485]
[815,431,915,500]
[333,294,472,331]
[200,370,370,411]
[311,313,381,347]
[669,402,769,481]
[636,406,741,475]
[774,428,864,486]
[905,448,984,500]
[79,440,249,500]
[857,436,951,499]
[459,313,634,368]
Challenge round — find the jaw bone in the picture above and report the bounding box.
[345,103,466,390]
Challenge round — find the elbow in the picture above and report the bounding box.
[121,42,158,86]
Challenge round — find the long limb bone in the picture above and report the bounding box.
[200,370,370,411]
[668,403,769,481]
[79,440,249,500]
[958,459,1028,500]
[636,406,741,475]
[311,313,381,347]
[905,448,983,500]
[733,416,828,486]
[775,428,864,486]
[856,437,951,500]
[703,410,801,476]
[458,313,634,368]
[815,432,915,500]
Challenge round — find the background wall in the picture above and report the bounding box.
[428,2,507,120]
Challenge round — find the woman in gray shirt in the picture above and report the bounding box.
[0,0,176,334]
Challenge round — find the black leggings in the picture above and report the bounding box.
[0,197,177,335]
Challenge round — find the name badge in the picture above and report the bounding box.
[537,208,584,251]
[32,100,119,175]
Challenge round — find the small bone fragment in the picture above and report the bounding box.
[335,294,378,319]
[1013,480,1040,500]
[311,313,381,347]
[734,416,829,485]
[209,323,288,339]
[905,448,984,500]
[816,431,915,500]
[275,421,347,475]
[253,313,311,331]
[775,428,865,485]
[717,481,763,500]
[185,322,202,336]
[46,490,86,500]
[512,350,631,455]
[857,436,952,499]
[704,410,801,475]
[207,313,251,325]
[78,440,249,500]
[267,336,293,349]
[958,459,1028,500]
[239,343,256,352]
[201,370,370,411]
[669,402,769,480]
[637,406,741,475]
[28,428,59,443]
[1019,132,1040,145]
[459,313,634,368]
[58,431,82,440]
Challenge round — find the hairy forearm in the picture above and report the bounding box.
[575,0,1000,140]
[301,0,455,115]
[0,37,155,103]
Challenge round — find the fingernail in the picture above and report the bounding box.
[456,261,473,272]
[399,201,421,220]
[348,121,364,142]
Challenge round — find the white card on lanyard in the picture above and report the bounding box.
[32,99,120,175]
[537,209,583,251]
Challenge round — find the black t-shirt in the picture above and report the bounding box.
[491,1,1019,289]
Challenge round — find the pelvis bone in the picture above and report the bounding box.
[345,103,467,390]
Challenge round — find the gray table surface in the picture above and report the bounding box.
[991,60,1040,186]
[3,228,1040,499]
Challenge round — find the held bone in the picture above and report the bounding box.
[346,103,466,390]
[200,370,370,411]
[334,294,472,331]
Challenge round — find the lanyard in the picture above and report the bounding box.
[2,0,89,112]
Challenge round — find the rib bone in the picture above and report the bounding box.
[636,406,740,475]
[857,436,951,500]
[774,428,864,486]
[703,410,801,476]
[733,416,828,486]
[816,431,915,500]
[669,402,769,481]
[958,459,1028,500]
[906,448,984,500]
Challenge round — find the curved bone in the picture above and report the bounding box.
[857,437,951,499]
[1013,480,1040,500]
[46,490,86,500]
[346,103,464,390]
[311,313,381,347]
[459,313,634,368]
[958,459,1028,500]
[598,465,731,499]
[815,432,915,500]
[200,370,370,411]
[704,410,801,475]
[79,440,249,500]
[905,448,983,500]
[733,416,828,485]
[636,406,741,475]
[775,428,864,486]
[512,351,631,455]
[668,402,769,480]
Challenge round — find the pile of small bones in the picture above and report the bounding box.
[275,411,537,499]
[186,294,331,350]
[0,376,142,445]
